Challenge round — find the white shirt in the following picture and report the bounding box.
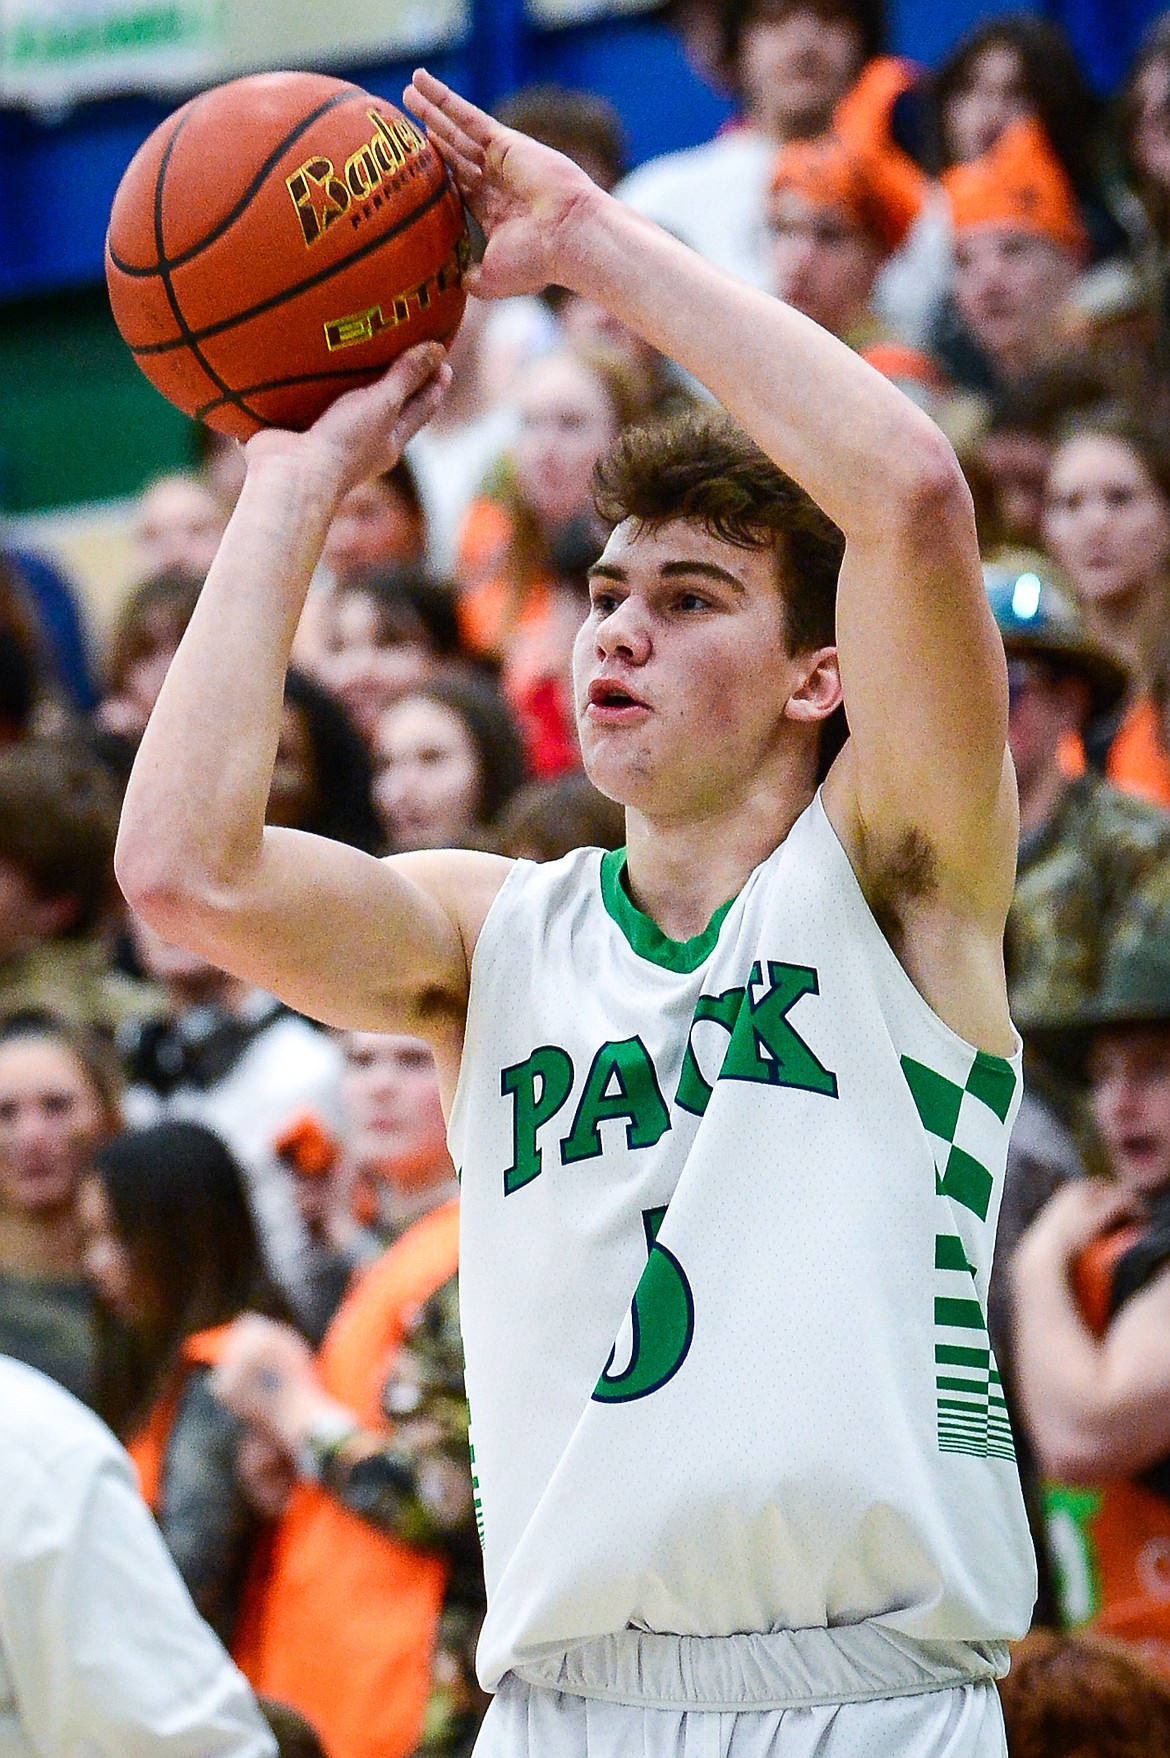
[0,1358,276,1758]
[125,996,345,1322]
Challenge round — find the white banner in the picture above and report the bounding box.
[0,0,221,104]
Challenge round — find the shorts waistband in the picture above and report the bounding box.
[512,1626,1009,1712]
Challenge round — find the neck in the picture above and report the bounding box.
[623,763,817,941]
[0,1206,81,1278]
[1016,757,1072,841]
[377,1163,459,1234]
[1081,587,1164,692]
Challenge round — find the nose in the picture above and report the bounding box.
[595,597,652,665]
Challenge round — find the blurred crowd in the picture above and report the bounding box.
[10,1,1170,1751]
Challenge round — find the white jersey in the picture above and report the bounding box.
[449,793,1037,1694]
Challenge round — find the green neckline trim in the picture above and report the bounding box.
[599,847,737,973]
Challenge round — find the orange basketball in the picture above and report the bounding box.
[105,71,469,440]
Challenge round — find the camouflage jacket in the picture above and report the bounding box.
[1008,775,1170,1029]
[318,1272,487,1758]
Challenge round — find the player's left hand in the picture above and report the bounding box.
[404,69,600,300]
[244,339,452,501]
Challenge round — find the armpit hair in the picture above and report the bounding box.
[862,825,940,956]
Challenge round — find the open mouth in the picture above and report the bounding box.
[587,678,649,713]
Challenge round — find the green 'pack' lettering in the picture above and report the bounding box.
[561,1036,671,1164]
[501,1046,574,1195]
[675,988,745,1116]
[719,961,838,1097]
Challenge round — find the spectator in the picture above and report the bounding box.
[79,1120,285,1650]
[258,1700,326,1758]
[321,459,427,590]
[214,1034,480,1758]
[120,913,346,1335]
[0,558,55,744]
[495,84,627,191]
[1120,12,1170,383]
[998,1628,1170,1754]
[941,118,1088,398]
[454,344,641,665]
[496,772,625,860]
[930,14,1120,263]
[0,1012,121,1406]
[0,543,97,717]
[131,471,230,583]
[405,297,523,577]
[766,128,940,400]
[99,568,203,743]
[1015,937,1170,1671]
[269,670,383,853]
[618,0,884,291]
[985,564,1170,1032]
[1044,410,1170,804]
[0,1355,276,1757]
[307,572,450,747]
[0,739,152,1030]
[372,676,528,853]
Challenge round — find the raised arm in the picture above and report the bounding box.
[115,346,511,1078]
[406,73,1014,926]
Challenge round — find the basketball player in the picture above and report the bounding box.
[115,72,1036,1757]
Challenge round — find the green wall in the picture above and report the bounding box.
[0,286,196,513]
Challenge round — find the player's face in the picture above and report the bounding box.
[0,1037,107,1218]
[573,518,831,818]
[1090,1027,1170,1200]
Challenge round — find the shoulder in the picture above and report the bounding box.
[0,1358,124,1507]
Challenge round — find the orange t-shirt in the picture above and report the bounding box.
[1043,1227,1170,1676]
[454,496,552,662]
[244,1200,461,1758]
[1107,696,1170,811]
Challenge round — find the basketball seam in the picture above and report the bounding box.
[129,175,455,358]
[108,88,355,278]
[153,110,264,426]
[192,321,463,420]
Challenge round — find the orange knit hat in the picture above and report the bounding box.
[942,116,1088,258]
[769,129,923,256]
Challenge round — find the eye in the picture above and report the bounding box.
[676,591,711,613]
[41,1092,74,1118]
[589,588,619,616]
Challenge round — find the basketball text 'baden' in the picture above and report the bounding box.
[105,70,469,440]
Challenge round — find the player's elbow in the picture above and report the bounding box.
[892,428,972,537]
[114,814,235,941]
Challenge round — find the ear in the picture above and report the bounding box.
[783,645,843,726]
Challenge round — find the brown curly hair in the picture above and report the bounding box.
[998,1629,1170,1757]
[593,404,843,657]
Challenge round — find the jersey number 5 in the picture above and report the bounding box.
[593,1206,694,1404]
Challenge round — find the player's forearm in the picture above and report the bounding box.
[116,450,338,917]
[557,189,957,539]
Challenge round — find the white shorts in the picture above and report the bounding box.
[472,1627,1009,1758]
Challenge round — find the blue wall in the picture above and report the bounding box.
[3,0,1167,305]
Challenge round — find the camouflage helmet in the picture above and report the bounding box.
[1024,935,1170,1079]
[985,560,1128,718]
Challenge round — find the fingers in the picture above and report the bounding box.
[393,358,453,447]
[406,68,496,152]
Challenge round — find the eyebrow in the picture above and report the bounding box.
[587,560,746,593]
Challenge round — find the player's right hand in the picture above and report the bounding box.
[404,68,601,302]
